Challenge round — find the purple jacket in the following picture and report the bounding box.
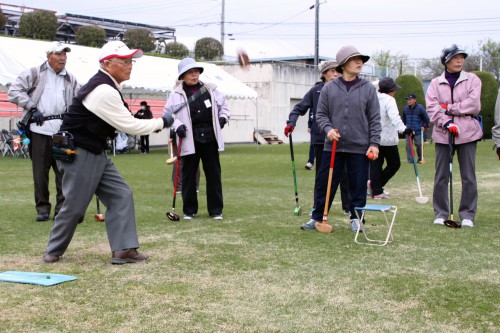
[163,81,230,156]
[425,71,482,145]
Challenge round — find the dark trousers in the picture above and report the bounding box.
[139,135,149,153]
[313,144,350,211]
[369,145,401,196]
[312,151,368,222]
[182,141,223,216]
[307,132,314,164]
[29,132,64,215]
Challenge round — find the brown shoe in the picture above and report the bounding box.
[111,249,149,265]
[43,254,60,263]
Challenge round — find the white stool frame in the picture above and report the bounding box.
[354,204,397,246]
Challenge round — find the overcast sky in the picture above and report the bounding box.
[16,0,500,61]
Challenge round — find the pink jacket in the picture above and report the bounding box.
[425,71,482,145]
[163,81,230,156]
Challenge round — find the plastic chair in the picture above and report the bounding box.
[1,129,16,157]
[354,204,398,246]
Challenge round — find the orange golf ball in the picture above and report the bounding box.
[367,151,375,160]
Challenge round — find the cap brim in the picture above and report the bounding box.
[100,49,143,62]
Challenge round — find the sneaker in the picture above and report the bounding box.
[343,210,350,216]
[350,219,360,232]
[461,219,474,227]
[373,193,389,200]
[433,218,445,225]
[183,214,195,220]
[211,214,223,220]
[309,208,315,216]
[301,219,318,230]
[305,162,314,170]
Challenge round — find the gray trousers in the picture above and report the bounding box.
[29,132,64,215]
[433,141,478,221]
[45,148,139,256]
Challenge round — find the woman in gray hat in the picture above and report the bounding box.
[163,58,230,220]
[301,45,381,232]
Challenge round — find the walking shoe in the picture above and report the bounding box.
[373,193,389,200]
[301,219,318,230]
[350,219,360,232]
[433,218,445,225]
[461,219,474,227]
[309,208,315,216]
[111,249,149,264]
[183,214,195,220]
[43,254,60,263]
[211,214,223,220]
[305,162,314,170]
[36,212,50,222]
[343,210,351,216]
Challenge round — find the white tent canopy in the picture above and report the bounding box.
[0,36,258,100]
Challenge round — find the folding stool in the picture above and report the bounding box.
[354,204,398,246]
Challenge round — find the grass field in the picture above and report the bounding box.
[0,139,498,332]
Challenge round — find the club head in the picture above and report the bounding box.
[444,219,461,228]
[166,211,180,221]
[315,222,333,233]
[94,214,105,222]
[166,157,177,165]
[416,196,429,204]
[294,206,302,216]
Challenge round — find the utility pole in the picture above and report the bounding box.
[314,0,320,66]
[221,0,225,52]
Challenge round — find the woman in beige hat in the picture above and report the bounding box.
[302,45,381,232]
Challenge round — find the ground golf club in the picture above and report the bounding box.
[94,195,104,222]
[166,137,182,221]
[409,135,429,204]
[315,140,337,233]
[444,132,460,228]
[288,133,301,216]
[166,139,177,165]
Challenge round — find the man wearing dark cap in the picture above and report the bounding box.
[43,41,174,264]
[403,93,430,163]
[134,101,153,153]
[8,41,80,222]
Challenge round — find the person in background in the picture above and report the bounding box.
[403,94,430,163]
[301,45,381,232]
[426,43,482,227]
[283,61,348,227]
[134,101,153,154]
[493,88,500,160]
[163,58,230,220]
[8,41,80,222]
[369,77,413,199]
[43,41,174,264]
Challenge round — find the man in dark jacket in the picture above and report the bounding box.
[403,94,430,163]
[134,101,153,153]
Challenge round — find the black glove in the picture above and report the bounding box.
[176,124,187,138]
[162,113,174,128]
[219,117,227,129]
[403,127,414,136]
[31,107,44,126]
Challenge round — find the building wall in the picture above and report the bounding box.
[221,63,319,143]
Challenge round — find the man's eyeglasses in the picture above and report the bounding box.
[107,59,136,66]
